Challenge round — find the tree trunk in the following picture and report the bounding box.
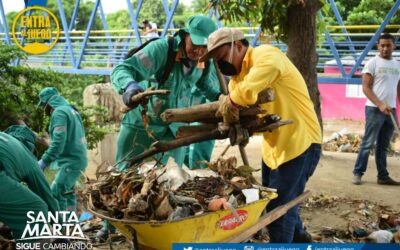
[286,0,323,129]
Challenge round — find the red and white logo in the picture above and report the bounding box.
[218,210,248,230]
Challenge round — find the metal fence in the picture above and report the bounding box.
[0,0,399,84]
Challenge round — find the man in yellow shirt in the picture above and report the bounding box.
[201,28,322,243]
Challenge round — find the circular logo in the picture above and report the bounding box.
[12,6,60,54]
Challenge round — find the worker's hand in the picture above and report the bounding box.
[378,103,392,115]
[215,94,240,124]
[38,159,48,171]
[123,81,144,108]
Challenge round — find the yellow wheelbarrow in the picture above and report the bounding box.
[88,191,310,250]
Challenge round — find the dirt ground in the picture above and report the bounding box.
[210,119,400,241]
[211,119,399,208]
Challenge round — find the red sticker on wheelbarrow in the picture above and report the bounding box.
[218,210,248,230]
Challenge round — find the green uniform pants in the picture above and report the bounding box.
[116,124,185,171]
[0,172,48,239]
[184,140,215,169]
[51,166,82,211]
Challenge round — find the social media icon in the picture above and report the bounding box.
[244,246,254,250]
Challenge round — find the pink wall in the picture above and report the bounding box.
[319,83,400,121]
[321,66,400,121]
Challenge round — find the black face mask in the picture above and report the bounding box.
[218,60,238,76]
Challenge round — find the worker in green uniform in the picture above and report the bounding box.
[111,15,220,171]
[4,125,37,152]
[95,16,220,242]
[184,86,216,169]
[37,87,87,212]
[0,128,59,240]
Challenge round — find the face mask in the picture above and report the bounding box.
[217,31,238,76]
[218,60,237,76]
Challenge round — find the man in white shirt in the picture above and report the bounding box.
[142,19,159,39]
[353,33,400,185]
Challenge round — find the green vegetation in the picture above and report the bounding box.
[0,43,110,152]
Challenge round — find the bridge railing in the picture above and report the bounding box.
[1,25,399,81]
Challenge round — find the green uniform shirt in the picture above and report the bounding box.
[0,132,59,214]
[111,36,220,137]
[42,96,87,170]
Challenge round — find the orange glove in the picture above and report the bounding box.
[215,95,240,124]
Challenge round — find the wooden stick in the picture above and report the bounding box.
[161,105,267,124]
[255,88,275,105]
[160,88,274,123]
[161,102,220,123]
[176,124,218,138]
[128,118,292,166]
[222,191,311,243]
[121,87,170,113]
[129,129,227,166]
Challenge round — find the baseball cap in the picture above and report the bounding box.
[183,15,217,46]
[37,87,59,107]
[199,28,245,62]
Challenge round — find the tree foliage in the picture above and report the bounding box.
[210,0,324,127]
[132,0,185,29]
[210,0,309,42]
[46,0,103,31]
[107,10,132,30]
[345,0,400,25]
[323,0,400,27]
[0,43,110,150]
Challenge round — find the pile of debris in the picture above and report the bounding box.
[300,194,400,243]
[86,157,274,222]
[323,129,363,153]
[323,128,400,155]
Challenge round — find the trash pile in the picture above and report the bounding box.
[300,194,400,243]
[323,128,363,153]
[0,222,14,250]
[323,128,400,155]
[86,157,274,222]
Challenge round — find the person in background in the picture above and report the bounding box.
[200,28,322,243]
[141,19,159,39]
[37,87,88,211]
[352,33,400,186]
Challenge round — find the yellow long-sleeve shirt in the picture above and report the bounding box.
[229,45,321,169]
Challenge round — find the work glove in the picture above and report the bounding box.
[215,94,240,124]
[38,159,48,171]
[122,81,144,108]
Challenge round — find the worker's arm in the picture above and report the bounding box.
[362,73,391,115]
[111,39,168,94]
[230,50,282,107]
[196,61,221,101]
[41,110,68,165]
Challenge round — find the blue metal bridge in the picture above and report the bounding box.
[0,0,399,84]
